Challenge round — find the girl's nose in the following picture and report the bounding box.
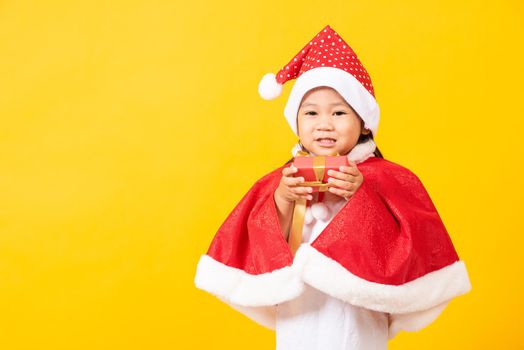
[315,114,335,130]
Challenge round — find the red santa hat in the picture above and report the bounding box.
[258,24,380,137]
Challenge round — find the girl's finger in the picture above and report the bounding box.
[292,187,313,200]
[328,185,352,199]
[327,169,356,183]
[293,186,313,195]
[282,165,297,177]
[283,176,304,187]
[339,165,358,175]
[327,177,354,190]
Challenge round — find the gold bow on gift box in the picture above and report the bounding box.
[294,150,340,192]
[288,150,340,256]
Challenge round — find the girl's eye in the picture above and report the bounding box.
[303,111,346,116]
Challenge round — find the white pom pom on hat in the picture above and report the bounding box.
[258,73,283,100]
[257,24,380,138]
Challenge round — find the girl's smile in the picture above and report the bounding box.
[297,86,369,156]
[316,137,337,147]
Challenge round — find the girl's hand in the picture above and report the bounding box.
[275,164,314,203]
[326,160,363,201]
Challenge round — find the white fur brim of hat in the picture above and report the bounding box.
[283,67,380,137]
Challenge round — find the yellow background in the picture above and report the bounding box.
[0,0,522,349]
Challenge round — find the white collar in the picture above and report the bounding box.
[291,137,377,164]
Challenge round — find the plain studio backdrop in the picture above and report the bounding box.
[0,0,522,349]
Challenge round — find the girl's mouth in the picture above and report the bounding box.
[316,138,337,147]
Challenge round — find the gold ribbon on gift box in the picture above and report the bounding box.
[296,150,332,192]
[288,150,339,256]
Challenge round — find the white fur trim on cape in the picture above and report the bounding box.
[194,254,304,307]
[194,246,471,337]
[284,67,380,137]
[294,244,472,314]
[194,244,471,314]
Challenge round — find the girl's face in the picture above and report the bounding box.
[297,86,367,156]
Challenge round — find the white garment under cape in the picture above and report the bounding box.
[275,193,389,350]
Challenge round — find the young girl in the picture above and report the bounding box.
[194,24,472,349]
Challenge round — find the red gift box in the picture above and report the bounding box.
[293,151,349,193]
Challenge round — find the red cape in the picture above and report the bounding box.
[194,156,471,336]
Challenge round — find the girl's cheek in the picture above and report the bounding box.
[302,122,314,133]
[302,131,314,141]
